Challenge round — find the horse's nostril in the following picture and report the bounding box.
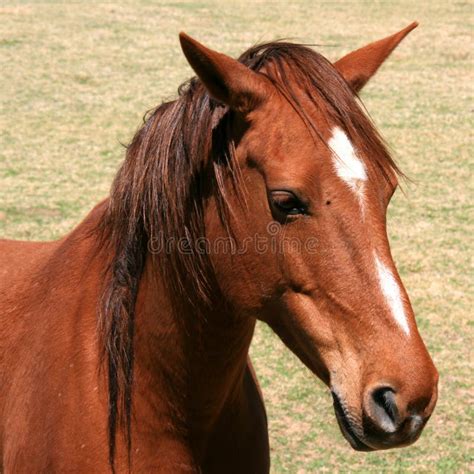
[369,386,399,433]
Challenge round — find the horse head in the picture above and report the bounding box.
[179,24,438,451]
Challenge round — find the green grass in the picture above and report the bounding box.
[1,1,472,472]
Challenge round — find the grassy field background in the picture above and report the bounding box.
[1,2,472,472]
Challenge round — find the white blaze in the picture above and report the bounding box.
[328,127,409,336]
[328,127,367,206]
[374,253,410,335]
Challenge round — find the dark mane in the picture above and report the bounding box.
[98,41,401,468]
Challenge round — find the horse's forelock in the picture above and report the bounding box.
[241,41,402,182]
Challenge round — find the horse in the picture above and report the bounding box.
[0,22,438,473]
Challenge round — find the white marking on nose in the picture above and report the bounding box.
[328,127,367,206]
[374,253,410,335]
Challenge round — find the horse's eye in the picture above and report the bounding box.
[269,190,308,216]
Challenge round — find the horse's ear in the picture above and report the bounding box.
[334,22,418,93]
[179,32,270,113]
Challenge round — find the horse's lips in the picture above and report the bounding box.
[331,393,374,452]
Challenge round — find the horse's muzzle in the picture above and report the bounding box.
[332,380,438,451]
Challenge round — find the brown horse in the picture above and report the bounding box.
[0,23,438,473]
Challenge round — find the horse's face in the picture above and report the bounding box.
[237,94,438,451]
[180,25,438,452]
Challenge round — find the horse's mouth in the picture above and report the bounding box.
[331,392,374,452]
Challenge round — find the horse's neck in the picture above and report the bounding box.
[133,260,256,438]
[66,201,256,438]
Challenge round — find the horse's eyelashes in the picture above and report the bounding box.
[269,190,308,216]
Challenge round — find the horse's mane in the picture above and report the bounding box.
[98,40,401,468]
